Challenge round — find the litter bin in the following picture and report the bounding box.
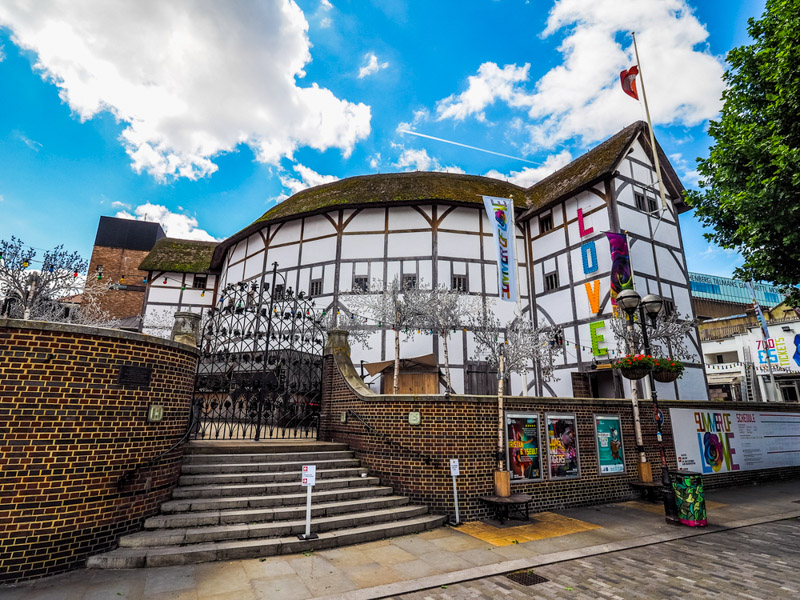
[670,471,706,527]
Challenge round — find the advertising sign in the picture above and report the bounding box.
[752,335,800,373]
[671,408,800,474]
[546,413,580,479]
[594,414,625,474]
[506,413,542,481]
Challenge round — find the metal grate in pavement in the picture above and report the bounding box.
[505,569,549,586]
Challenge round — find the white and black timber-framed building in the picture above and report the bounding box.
[138,121,709,401]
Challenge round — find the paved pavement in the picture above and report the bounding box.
[1,479,799,600]
[389,519,800,600]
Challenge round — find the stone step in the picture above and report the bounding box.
[182,450,355,465]
[181,457,361,475]
[145,495,411,529]
[178,466,367,486]
[87,515,447,569]
[161,485,394,513]
[184,441,349,455]
[171,476,380,499]
[122,505,430,547]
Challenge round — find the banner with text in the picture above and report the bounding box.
[671,408,800,474]
[482,196,517,302]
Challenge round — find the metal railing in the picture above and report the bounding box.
[345,409,439,467]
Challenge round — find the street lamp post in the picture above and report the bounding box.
[616,289,681,525]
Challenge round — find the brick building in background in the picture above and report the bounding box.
[86,217,165,326]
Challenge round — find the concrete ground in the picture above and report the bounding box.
[1,479,799,600]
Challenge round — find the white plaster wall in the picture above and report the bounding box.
[301,237,337,265]
[439,232,481,259]
[247,233,265,254]
[388,232,432,258]
[304,215,337,238]
[440,207,480,232]
[271,221,302,246]
[654,245,685,283]
[244,253,264,280]
[147,286,182,304]
[677,366,709,401]
[346,208,385,232]
[341,234,383,260]
[388,206,431,230]
[229,239,247,265]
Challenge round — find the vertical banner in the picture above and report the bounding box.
[606,232,634,307]
[745,281,770,339]
[546,413,580,479]
[482,196,517,302]
[506,413,542,481]
[594,415,625,474]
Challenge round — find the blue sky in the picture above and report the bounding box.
[0,0,766,277]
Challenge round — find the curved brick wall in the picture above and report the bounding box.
[0,319,197,583]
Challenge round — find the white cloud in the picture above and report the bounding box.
[394,148,465,174]
[0,43,5,61]
[279,163,339,196]
[369,153,382,169]
[318,0,333,28]
[436,63,529,122]
[0,1,370,181]
[484,150,573,187]
[434,0,725,148]
[358,52,389,79]
[115,203,216,240]
[14,131,42,151]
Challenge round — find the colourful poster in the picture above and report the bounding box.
[506,413,542,481]
[670,408,800,474]
[482,195,517,303]
[546,413,580,479]
[605,232,633,307]
[594,415,625,474]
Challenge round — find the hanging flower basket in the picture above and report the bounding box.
[654,369,680,383]
[620,367,650,380]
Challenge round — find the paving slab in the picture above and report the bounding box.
[2,479,799,600]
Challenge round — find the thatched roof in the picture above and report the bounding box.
[523,120,685,217]
[139,238,218,273]
[210,121,685,268]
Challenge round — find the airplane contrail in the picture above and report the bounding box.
[398,130,539,165]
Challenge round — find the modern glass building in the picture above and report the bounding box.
[688,272,784,307]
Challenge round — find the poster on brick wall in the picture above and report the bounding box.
[594,414,625,474]
[506,413,542,481]
[671,408,800,474]
[546,413,580,479]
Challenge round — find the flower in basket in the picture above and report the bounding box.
[653,357,685,375]
[612,354,659,370]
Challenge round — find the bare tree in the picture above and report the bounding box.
[343,277,425,395]
[469,302,565,382]
[1,237,86,319]
[417,285,477,392]
[608,310,697,361]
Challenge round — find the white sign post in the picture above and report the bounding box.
[298,465,318,540]
[449,458,461,525]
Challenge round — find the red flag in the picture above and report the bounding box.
[620,66,639,100]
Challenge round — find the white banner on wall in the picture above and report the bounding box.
[671,408,800,474]
[482,196,517,303]
[751,334,800,373]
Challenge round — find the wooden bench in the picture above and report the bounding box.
[630,481,665,502]
[479,494,533,524]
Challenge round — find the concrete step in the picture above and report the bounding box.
[171,476,380,499]
[122,505,430,547]
[145,496,411,529]
[178,466,367,486]
[161,485,395,513]
[182,450,355,465]
[87,514,447,569]
[181,457,361,475]
[184,441,349,455]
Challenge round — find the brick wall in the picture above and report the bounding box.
[87,245,151,319]
[0,319,197,583]
[319,334,800,522]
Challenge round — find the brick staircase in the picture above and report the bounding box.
[88,440,445,568]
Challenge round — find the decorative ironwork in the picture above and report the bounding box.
[192,263,325,440]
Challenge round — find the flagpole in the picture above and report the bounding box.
[631,32,669,211]
[510,194,530,395]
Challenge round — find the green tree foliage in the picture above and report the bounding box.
[686,0,800,305]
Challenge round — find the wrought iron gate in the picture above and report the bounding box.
[192,269,325,440]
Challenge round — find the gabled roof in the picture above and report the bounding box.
[139,238,218,273]
[209,121,687,269]
[522,120,686,218]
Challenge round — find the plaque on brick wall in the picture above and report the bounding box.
[119,365,152,388]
